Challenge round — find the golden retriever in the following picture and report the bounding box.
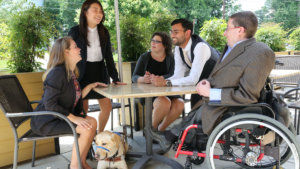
[94,131,128,169]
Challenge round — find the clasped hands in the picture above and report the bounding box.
[142,71,167,87]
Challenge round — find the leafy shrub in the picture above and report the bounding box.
[200,18,227,52]
[8,4,57,73]
[150,13,175,34]
[120,14,149,61]
[0,22,9,60]
[255,23,286,52]
[289,27,300,50]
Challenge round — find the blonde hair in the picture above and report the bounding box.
[43,37,79,81]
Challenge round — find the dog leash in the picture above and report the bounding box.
[96,146,110,152]
[95,132,122,152]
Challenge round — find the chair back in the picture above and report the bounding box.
[0,75,33,128]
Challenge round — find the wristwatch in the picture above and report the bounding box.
[166,80,172,87]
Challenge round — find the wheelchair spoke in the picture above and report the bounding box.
[206,114,300,169]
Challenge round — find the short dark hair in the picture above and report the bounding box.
[230,11,258,38]
[171,18,193,35]
[151,32,172,57]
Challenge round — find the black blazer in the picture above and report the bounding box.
[31,65,84,136]
[68,25,120,82]
[132,52,174,83]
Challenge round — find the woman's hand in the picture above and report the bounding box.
[143,71,151,84]
[82,82,108,98]
[89,82,107,88]
[68,114,92,129]
[113,81,127,85]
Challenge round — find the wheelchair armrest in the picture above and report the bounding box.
[208,102,269,107]
[208,102,275,118]
[283,87,300,98]
[6,111,77,134]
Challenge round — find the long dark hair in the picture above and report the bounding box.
[151,32,173,57]
[79,0,107,47]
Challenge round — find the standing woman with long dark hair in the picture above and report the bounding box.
[69,0,125,132]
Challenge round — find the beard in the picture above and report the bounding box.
[172,37,185,46]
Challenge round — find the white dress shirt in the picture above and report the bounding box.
[168,38,211,86]
[87,27,103,62]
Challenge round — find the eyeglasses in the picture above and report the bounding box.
[169,30,185,35]
[225,26,242,32]
[151,39,162,44]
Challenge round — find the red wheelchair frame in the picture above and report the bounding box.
[174,124,266,164]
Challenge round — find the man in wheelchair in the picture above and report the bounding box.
[155,11,300,169]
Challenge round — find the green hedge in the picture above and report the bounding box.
[255,23,286,52]
[289,27,300,50]
[200,18,227,53]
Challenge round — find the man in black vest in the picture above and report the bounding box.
[152,18,219,109]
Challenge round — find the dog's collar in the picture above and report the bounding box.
[105,156,122,162]
[96,146,110,152]
[105,150,119,162]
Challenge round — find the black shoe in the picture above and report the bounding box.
[152,130,164,144]
[152,131,172,153]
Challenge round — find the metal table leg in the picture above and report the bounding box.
[128,97,183,169]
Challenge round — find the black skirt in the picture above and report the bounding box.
[80,61,109,100]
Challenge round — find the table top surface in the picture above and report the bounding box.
[270,69,300,79]
[93,83,198,99]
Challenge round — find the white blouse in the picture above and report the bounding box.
[87,27,103,62]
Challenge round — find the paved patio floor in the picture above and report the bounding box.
[3,99,300,169]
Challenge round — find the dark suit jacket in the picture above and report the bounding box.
[201,38,275,134]
[68,26,119,82]
[30,65,84,136]
[132,52,174,83]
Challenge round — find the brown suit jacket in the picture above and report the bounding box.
[201,38,275,134]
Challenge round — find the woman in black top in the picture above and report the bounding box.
[68,0,125,132]
[132,32,184,131]
[31,37,106,169]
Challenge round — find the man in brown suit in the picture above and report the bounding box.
[162,11,275,145]
[196,11,275,134]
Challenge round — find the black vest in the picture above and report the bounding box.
[179,35,220,83]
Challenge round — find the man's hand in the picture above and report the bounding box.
[196,79,211,97]
[151,75,167,87]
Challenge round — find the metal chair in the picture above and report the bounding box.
[0,75,82,169]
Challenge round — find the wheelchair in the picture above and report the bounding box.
[174,79,300,169]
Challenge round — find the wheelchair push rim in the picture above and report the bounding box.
[206,114,300,169]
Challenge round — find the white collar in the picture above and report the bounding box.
[88,26,97,32]
[183,37,192,51]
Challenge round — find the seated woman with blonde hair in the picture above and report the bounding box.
[31,37,106,169]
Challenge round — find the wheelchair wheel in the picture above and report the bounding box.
[278,123,296,164]
[206,114,300,169]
